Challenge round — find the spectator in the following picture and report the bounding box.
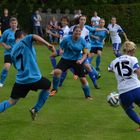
[0,8,11,33]
[91,11,100,26]
[32,9,43,37]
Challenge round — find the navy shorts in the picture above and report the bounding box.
[10,77,51,99]
[119,87,140,110]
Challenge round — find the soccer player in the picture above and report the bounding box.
[0,17,18,87]
[107,17,128,57]
[108,41,140,131]
[0,29,55,120]
[69,15,100,89]
[89,18,108,72]
[50,25,92,100]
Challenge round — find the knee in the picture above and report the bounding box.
[54,69,62,77]
[4,63,11,70]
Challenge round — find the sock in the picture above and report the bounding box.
[88,71,97,86]
[90,64,98,77]
[50,56,56,69]
[125,108,140,125]
[53,76,60,90]
[69,68,75,74]
[82,84,90,97]
[0,100,17,112]
[88,57,93,64]
[59,72,67,87]
[96,55,101,70]
[34,90,49,112]
[0,68,8,84]
[115,51,122,57]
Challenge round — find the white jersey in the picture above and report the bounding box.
[108,55,140,94]
[91,16,100,25]
[59,25,70,43]
[69,25,89,39]
[107,24,124,44]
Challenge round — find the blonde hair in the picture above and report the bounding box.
[123,41,136,53]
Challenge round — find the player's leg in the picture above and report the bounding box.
[30,77,51,120]
[113,43,121,57]
[96,49,102,71]
[72,62,92,99]
[50,58,69,97]
[0,55,12,87]
[120,89,140,130]
[83,59,100,89]
[0,98,18,112]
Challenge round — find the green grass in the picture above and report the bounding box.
[0,44,140,140]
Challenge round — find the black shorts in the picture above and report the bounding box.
[10,77,51,99]
[4,54,12,64]
[90,47,103,54]
[56,58,85,77]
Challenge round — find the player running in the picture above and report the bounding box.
[108,41,140,131]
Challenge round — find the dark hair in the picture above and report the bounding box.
[61,16,69,23]
[10,17,17,23]
[73,25,81,32]
[15,29,25,39]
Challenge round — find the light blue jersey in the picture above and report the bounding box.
[11,34,42,84]
[0,28,16,55]
[60,35,88,60]
[91,28,108,48]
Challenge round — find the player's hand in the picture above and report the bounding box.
[59,48,64,55]
[76,60,83,64]
[5,45,11,50]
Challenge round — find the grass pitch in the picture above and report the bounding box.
[0,44,140,140]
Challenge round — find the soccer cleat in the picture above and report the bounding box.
[85,96,93,100]
[73,74,78,80]
[0,83,4,88]
[49,89,57,97]
[96,67,100,72]
[94,85,100,89]
[96,73,101,80]
[29,108,37,121]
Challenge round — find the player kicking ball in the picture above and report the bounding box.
[0,29,55,120]
[108,41,140,131]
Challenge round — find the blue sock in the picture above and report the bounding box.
[90,64,98,76]
[69,68,75,74]
[125,108,140,125]
[50,56,56,69]
[88,71,97,86]
[0,100,16,112]
[34,90,49,112]
[0,68,8,84]
[82,84,90,97]
[59,72,67,87]
[53,76,60,90]
[88,57,93,64]
[96,55,101,70]
[115,51,122,57]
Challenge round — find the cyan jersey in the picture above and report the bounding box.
[60,35,88,61]
[108,55,140,94]
[0,28,16,55]
[107,24,124,44]
[11,34,42,84]
[91,28,108,48]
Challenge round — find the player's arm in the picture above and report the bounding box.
[32,34,56,52]
[123,32,129,41]
[1,42,11,49]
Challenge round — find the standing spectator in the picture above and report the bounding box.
[32,10,43,37]
[47,16,58,44]
[91,11,100,26]
[107,17,128,57]
[0,8,11,33]
[74,9,82,19]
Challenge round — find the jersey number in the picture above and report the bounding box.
[115,61,132,77]
[16,54,24,71]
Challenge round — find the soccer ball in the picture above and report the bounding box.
[107,92,120,107]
